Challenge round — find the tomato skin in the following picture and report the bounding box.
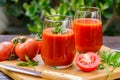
[15,38,39,61]
[0,42,14,61]
[76,52,100,72]
[37,40,42,54]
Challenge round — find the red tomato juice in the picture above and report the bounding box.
[73,18,102,52]
[41,28,75,66]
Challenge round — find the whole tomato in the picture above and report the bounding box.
[34,34,42,54]
[76,52,100,72]
[0,42,14,61]
[37,40,42,54]
[13,37,39,61]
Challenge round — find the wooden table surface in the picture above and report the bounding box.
[0,35,120,80]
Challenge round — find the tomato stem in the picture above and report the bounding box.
[13,38,26,44]
[20,38,26,43]
[35,33,42,41]
[9,43,18,60]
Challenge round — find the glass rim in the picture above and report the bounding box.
[76,6,100,12]
[44,15,72,22]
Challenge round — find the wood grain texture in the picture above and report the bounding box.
[0,35,120,80]
[0,46,119,80]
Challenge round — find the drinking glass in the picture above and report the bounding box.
[73,7,103,53]
[41,15,75,69]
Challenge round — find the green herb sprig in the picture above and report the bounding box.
[17,55,38,67]
[51,26,66,34]
[99,51,120,80]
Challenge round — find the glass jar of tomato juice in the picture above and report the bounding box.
[41,15,76,69]
[73,7,103,53]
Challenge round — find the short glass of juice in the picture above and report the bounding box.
[73,7,103,53]
[41,15,75,69]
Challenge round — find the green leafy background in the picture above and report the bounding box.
[1,0,120,36]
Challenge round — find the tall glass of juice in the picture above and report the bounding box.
[41,15,75,69]
[73,7,102,53]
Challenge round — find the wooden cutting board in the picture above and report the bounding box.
[0,46,120,80]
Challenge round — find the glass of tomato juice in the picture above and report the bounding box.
[41,15,75,69]
[73,7,102,53]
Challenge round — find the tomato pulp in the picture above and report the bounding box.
[41,28,75,66]
[76,52,100,72]
[73,18,102,52]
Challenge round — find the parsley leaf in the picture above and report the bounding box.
[17,55,38,67]
[99,51,120,80]
[17,61,28,66]
[25,55,38,66]
[51,26,66,34]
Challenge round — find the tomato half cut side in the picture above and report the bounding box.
[76,52,100,72]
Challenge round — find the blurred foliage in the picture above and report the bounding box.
[1,0,120,35]
[22,0,85,35]
[0,0,22,16]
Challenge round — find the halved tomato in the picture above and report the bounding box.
[76,52,100,72]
